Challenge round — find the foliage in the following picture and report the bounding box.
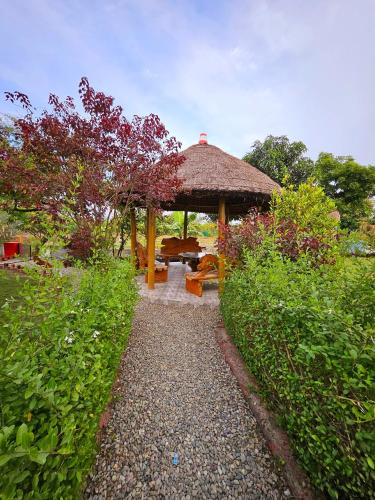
[0,271,26,314]
[199,221,217,237]
[0,259,138,498]
[243,135,315,186]
[316,153,375,231]
[338,228,375,257]
[218,181,339,264]
[272,180,337,234]
[359,222,375,250]
[0,79,184,258]
[217,212,272,263]
[0,210,20,243]
[221,252,375,498]
[158,211,202,238]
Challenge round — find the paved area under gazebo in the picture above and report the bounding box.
[136,262,219,307]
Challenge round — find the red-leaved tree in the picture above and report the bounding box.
[0,78,184,258]
[218,209,332,265]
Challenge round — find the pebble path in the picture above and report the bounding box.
[85,302,290,499]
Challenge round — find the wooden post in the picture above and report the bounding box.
[147,208,156,289]
[130,208,137,263]
[183,210,188,239]
[145,209,149,254]
[218,197,226,291]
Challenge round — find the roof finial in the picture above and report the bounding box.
[199,132,208,144]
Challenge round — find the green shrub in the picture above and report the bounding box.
[220,181,340,267]
[272,179,338,240]
[0,259,138,498]
[221,252,375,498]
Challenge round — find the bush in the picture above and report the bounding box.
[218,181,339,266]
[0,259,138,498]
[221,252,375,498]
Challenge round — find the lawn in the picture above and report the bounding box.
[0,269,25,311]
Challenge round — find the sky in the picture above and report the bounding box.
[0,0,374,164]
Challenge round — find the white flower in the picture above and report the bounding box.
[64,332,74,344]
[92,330,100,339]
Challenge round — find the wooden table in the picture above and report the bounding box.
[179,252,206,272]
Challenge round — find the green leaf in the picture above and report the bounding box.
[29,450,47,465]
[2,425,15,440]
[25,387,35,399]
[367,457,374,470]
[349,349,358,359]
[38,429,58,452]
[13,469,31,484]
[0,454,14,466]
[16,423,33,449]
[32,472,40,490]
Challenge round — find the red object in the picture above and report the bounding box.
[199,132,208,144]
[4,242,20,259]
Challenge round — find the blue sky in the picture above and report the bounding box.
[1,0,374,164]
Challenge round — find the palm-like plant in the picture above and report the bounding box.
[161,211,201,238]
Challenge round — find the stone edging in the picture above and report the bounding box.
[215,323,315,500]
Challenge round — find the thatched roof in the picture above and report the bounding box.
[162,141,279,215]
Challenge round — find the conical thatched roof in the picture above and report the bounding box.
[162,141,279,215]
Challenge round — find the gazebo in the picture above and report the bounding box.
[130,133,279,290]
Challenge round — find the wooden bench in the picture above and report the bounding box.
[185,254,219,297]
[136,242,168,283]
[159,237,204,265]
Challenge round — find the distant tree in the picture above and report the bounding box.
[158,211,201,238]
[316,153,375,230]
[243,135,315,186]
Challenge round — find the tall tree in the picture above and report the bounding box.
[0,78,184,258]
[316,153,375,230]
[243,135,315,186]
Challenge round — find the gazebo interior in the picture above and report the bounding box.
[131,134,278,300]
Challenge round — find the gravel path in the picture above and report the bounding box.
[85,301,290,499]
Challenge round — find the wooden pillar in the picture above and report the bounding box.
[147,208,156,289]
[130,208,137,262]
[218,197,226,291]
[183,210,188,239]
[145,209,149,254]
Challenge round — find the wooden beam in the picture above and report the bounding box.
[183,210,188,239]
[130,207,137,263]
[218,197,226,290]
[147,208,156,289]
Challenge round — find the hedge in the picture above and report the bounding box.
[221,253,375,499]
[0,259,138,498]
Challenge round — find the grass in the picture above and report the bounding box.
[0,269,27,321]
[0,269,25,304]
